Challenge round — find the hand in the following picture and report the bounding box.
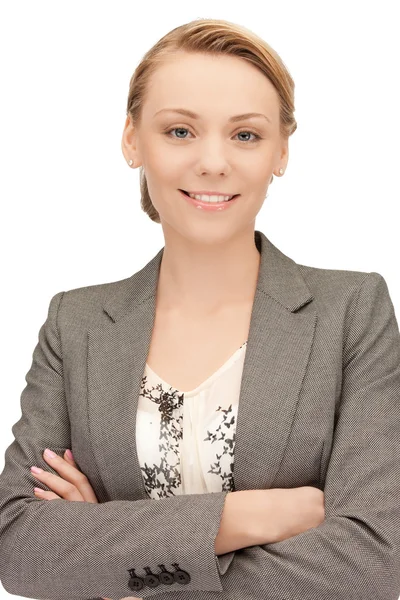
[31,448,98,502]
[31,448,143,599]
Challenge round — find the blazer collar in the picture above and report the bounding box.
[103,230,314,321]
[87,229,317,500]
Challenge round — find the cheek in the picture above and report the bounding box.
[248,152,275,183]
[146,145,186,182]
[238,164,272,196]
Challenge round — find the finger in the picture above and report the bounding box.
[31,465,85,502]
[33,488,62,500]
[63,449,77,466]
[42,448,98,503]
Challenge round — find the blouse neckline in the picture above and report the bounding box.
[145,340,248,397]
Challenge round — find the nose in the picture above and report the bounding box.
[195,138,232,175]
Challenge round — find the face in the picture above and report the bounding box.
[121,51,288,244]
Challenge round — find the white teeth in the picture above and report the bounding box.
[187,192,234,202]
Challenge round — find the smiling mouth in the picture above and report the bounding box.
[180,190,240,201]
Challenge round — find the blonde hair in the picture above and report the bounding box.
[125,18,297,223]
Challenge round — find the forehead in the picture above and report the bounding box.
[143,52,280,122]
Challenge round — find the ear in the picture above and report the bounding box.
[121,115,143,167]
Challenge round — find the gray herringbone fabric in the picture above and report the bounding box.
[1,229,400,600]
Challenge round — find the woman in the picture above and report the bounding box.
[1,18,400,600]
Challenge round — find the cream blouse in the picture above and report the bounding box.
[135,340,248,499]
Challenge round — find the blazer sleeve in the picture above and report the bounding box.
[0,291,232,600]
[156,271,400,600]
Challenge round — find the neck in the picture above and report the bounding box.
[156,226,261,315]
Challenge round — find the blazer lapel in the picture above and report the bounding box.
[87,230,317,501]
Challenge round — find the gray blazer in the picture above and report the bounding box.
[1,229,400,600]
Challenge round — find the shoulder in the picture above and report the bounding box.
[295,263,392,315]
[53,274,136,330]
[297,263,373,296]
[295,264,397,329]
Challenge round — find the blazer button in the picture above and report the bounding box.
[172,562,191,585]
[127,569,144,592]
[143,566,160,587]
[157,564,175,585]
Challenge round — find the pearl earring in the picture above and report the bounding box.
[279,168,284,175]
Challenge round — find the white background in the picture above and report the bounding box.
[0,1,399,597]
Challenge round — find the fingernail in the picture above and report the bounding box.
[44,448,56,458]
[31,466,43,473]
[65,449,74,460]
[34,487,44,493]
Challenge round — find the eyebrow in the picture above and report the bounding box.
[154,107,272,124]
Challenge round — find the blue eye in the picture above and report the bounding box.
[165,127,190,139]
[164,127,262,143]
[236,130,261,143]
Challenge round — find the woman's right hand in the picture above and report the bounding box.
[268,485,326,543]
